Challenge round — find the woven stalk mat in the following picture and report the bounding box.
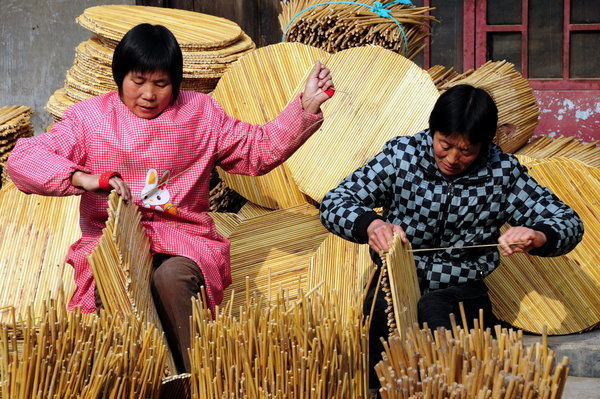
[485,156,600,335]
[440,60,539,154]
[279,0,436,58]
[286,45,439,203]
[0,106,32,129]
[213,42,328,209]
[46,89,76,122]
[0,183,79,323]
[427,64,460,89]
[212,204,330,317]
[77,5,242,51]
[517,135,600,168]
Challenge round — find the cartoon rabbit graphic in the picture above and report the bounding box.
[140,169,178,215]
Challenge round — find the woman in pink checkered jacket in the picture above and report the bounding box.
[8,23,333,373]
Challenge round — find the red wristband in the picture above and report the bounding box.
[98,171,120,191]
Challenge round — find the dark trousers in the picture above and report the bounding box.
[364,274,498,390]
[151,254,205,374]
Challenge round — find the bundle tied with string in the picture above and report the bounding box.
[279,0,437,57]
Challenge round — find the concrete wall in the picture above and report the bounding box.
[1,0,134,134]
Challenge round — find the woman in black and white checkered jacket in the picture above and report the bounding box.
[319,84,584,388]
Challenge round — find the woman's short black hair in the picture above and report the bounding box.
[429,84,498,147]
[112,23,183,101]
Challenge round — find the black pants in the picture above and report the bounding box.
[363,274,499,390]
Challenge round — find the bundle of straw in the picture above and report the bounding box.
[0,106,34,187]
[516,135,600,168]
[485,157,600,334]
[376,312,570,398]
[440,61,540,154]
[47,5,255,121]
[190,287,370,398]
[427,65,459,89]
[0,182,79,322]
[86,192,176,372]
[279,0,436,58]
[379,234,420,338]
[213,42,327,209]
[0,299,166,399]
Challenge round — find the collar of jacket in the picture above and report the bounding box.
[416,129,493,184]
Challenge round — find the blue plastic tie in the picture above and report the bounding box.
[281,0,414,55]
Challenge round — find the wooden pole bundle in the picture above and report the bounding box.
[485,156,600,334]
[279,0,437,58]
[375,312,570,398]
[0,183,79,322]
[190,286,370,398]
[86,192,177,373]
[0,106,34,187]
[440,61,540,154]
[380,234,421,339]
[516,135,600,168]
[0,298,166,399]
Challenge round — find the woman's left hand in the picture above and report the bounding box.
[498,226,547,256]
[301,61,334,114]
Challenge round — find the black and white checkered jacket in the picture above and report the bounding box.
[319,130,584,292]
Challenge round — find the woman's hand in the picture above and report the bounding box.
[366,219,408,253]
[71,171,132,202]
[301,61,334,114]
[498,226,547,256]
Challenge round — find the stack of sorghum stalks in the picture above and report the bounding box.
[0,106,33,187]
[279,0,436,58]
[46,5,255,121]
[516,135,600,168]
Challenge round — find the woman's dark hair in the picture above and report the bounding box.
[428,84,498,147]
[112,24,183,101]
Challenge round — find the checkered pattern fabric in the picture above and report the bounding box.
[8,91,323,313]
[320,130,584,292]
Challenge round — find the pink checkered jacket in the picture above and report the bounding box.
[8,91,323,313]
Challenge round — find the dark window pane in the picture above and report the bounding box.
[430,0,464,70]
[488,0,521,25]
[529,0,563,78]
[570,32,600,78]
[571,0,600,23]
[488,32,522,72]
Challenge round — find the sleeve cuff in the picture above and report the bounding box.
[528,223,560,256]
[353,211,384,243]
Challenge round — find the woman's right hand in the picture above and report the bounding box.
[71,171,132,202]
[366,219,407,253]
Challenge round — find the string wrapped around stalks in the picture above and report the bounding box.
[279,0,437,58]
[190,285,370,398]
[375,311,570,398]
[0,298,167,399]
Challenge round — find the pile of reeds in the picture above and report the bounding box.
[376,312,570,398]
[190,286,370,398]
[47,5,255,121]
[87,191,177,373]
[0,182,79,322]
[0,299,166,399]
[0,106,33,187]
[279,0,436,57]
[516,135,600,168]
[485,156,600,335]
[440,60,540,153]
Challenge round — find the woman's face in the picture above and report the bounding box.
[432,131,482,175]
[121,70,173,119]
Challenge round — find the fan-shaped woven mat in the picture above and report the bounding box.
[0,183,79,322]
[213,42,328,209]
[440,60,539,154]
[286,45,439,203]
[485,157,600,334]
[517,135,600,168]
[77,5,242,50]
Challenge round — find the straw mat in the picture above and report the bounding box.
[286,45,439,203]
[87,192,177,373]
[440,60,539,154]
[213,42,328,209]
[485,157,600,334]
[517,135,600,168]
[0,183,79,323]
[77,5,242,50]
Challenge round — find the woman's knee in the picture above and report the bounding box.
[151,256,203,293]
